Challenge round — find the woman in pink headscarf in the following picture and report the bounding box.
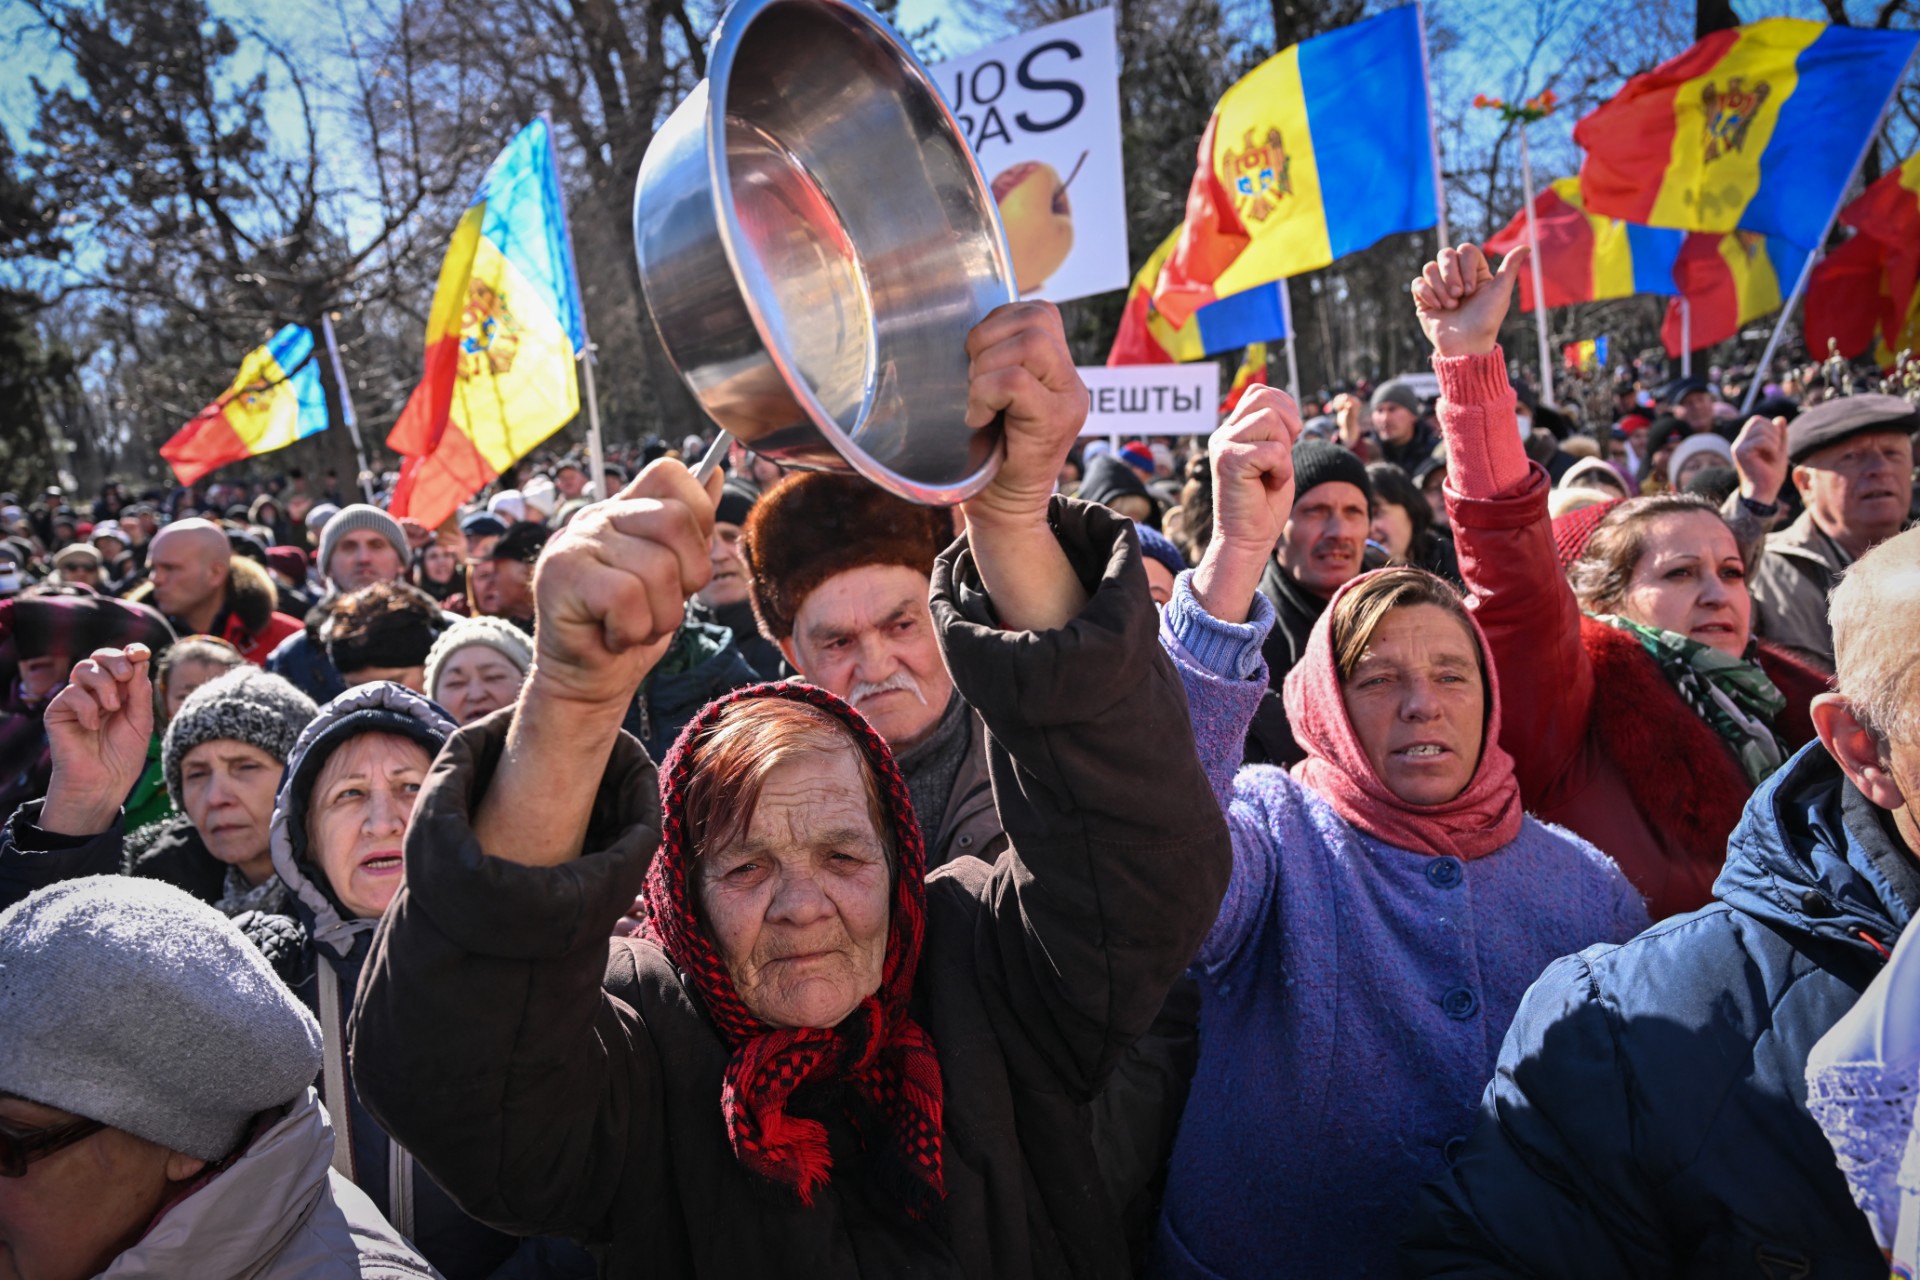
[1148,387,1652,1279]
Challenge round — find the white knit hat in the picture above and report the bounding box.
[488,490,528,522]
[424,615,534,703]
[521,476,558,519]
[1667,432,1735,489]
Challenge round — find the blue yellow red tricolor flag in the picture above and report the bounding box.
[1574,18,1918,248]
[1805,152,1920,362]
[1562,337,1608,371]
[161,325,329,486]
[1107,228,1289,365]
[1660,230,1808,356]
[1151,5,1437,326]
[1485,179,1683,313]
[387,119,585,529]
[1222,344,1270,412]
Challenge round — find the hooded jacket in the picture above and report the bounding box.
[102,1088,436,1279]
[239,681,592,1280]
[1155,573,1645,1280]
[1404,740,1909,1276]
[348,498,1232,1279]
[199,555,303,665]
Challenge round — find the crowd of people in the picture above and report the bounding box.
[2,241,1918,1279]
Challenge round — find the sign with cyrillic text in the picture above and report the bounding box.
[931,10,1127,305]
[1077,364,1221,437]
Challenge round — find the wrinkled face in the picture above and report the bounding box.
[488,559,535,619]
[421,544,458,585]
[1370,500,1416,560]
[782,564,951,748]
[162,658,232,722]
[1143,558,1177,607]
[1618,510,1751,657]
[1372,402,1418,445]
[697,522,750,609]
[1342,604,1486,807]
[308,732,431,920]
[433,646,525,725]
[698,748,890,1029]
[1679,389,1715,432]
[17,655,67,705]
[179,741,281,878]
[0,1093,198,1280]
[147,538,223,618]
[1797,430,1914,547]
[326,530,404,592]
[1280,482,1370,598]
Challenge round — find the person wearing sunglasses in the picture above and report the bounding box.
[0,875,434,1278]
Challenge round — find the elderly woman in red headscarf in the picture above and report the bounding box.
[349,304,1232,1279]
[1143,386,1650,1279]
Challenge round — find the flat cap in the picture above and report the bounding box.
[1787,394,1919,466]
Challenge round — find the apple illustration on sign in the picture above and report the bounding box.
[991,151,1087,295]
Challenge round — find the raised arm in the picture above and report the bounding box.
[1414,244,1595,804]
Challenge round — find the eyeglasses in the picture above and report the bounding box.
[0,1113,106,1177]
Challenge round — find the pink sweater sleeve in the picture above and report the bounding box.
[1433,348,1530,499]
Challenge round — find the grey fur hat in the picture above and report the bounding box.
[162,667,318,807]
[0,876,323,1160]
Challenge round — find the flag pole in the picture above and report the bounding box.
[1680,297,1692,378]
[319,313,376,504]
[1738,43,1915,414]
[1279,275,1303,406]
[540,113,610,500]
[1415,0,1449,249]
[1518,123,1555,407]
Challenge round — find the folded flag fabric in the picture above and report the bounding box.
[1485,179,1683,312]
[1660,230,1808,356]
[1805,153,1920,362]
[1150,5,1437,327]
[1108,228,1288,365]
[1222,343,1269,412]
[388,118,585,530]
[1575,18,1918,249]
[161,325,329,487]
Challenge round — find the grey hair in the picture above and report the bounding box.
[1828,526,1920,747]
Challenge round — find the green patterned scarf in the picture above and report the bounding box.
[1594,614,1789,786]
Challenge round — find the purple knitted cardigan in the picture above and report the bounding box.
[1154,573,1649,1279]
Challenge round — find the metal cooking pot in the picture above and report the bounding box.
[633,0,1016,505]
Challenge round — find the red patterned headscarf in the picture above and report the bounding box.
[641,682,945,1218]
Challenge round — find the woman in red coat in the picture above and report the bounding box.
[1415,242,1827,919]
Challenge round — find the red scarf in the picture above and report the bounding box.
[642,683,945,1218]
[1281,572,1524,860]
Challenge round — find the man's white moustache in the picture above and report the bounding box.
[848,673,925,707]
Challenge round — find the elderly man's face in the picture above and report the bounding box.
[1795,430,1914,553]
[698,522,751,609]
[1372,402,1418,445]
[0,1092,206,1280]
[327,530,404,592]
[781,564,951,748]
[697,745,890,1029]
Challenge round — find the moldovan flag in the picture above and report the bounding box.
[1151,5,1437,326]
[1574,18,1918,248]
[1805,152,1920,361]
[388,119,585,529]
[161,324,329,486]
[1222,344,1269,412]
[1108,228,1288,365]
[1660,230,1808,356]
[1485,179,1683,312]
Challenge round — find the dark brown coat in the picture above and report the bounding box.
[348,499,1230,1279]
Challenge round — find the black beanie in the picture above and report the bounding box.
[1291,440,1373,507]
[1077,453,1152,507]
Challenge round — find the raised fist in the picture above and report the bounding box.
[1731,413,1790,507]
[530,461,720,707]
[1412,243,1531,359]
[962,300,1090,526]
[42,645,155,836]
[1210,385,1305,559]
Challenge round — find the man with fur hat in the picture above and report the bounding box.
[743,472,1003,870]
[147,517,302,664]
[266,503,416,703]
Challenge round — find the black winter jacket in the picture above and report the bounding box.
[1403,741,1910,1277]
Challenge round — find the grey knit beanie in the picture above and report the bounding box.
[0,876,323,1160]
[424,615,534,703]
[316,503,408,587]
[163,667,318,807]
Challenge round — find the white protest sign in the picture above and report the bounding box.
[932,10,1127,305]
[1077,364,1220,437]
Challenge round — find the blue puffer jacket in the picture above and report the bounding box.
[1403,741,1914,1278]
